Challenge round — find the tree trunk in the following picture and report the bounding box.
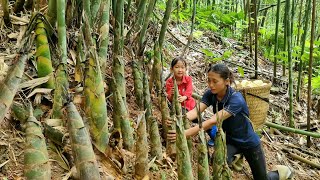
[286,0,294,128]
[253,0,258,79]
[273,0,281,84]
[307,0,316,147]
[1,0,11,27]
[296,0,312,101]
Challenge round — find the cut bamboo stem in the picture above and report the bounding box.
[265,122,320,138]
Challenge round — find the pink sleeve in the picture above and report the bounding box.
[166,78,173,101]
[183,76,193,99]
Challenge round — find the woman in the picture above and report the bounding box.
[167,64,292,180]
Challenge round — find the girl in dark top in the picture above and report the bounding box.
[167,64,293,180]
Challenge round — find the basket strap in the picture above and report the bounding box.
[246,92,269,103]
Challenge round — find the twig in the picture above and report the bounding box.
[9,15,29,24]
[282,148,320,169]
[0,160,10,168]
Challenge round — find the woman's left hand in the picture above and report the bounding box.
[178,95,187,103]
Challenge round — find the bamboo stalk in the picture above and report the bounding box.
[134,112,149,179]
[90,0,101,23]
[24,108,51,180]
[35,19,55,89]
[46,0,57,30]
[11,101,29,124]
[52,64,69,119]
[84,52,109,153]
[65,102,101,180]
[143,72,162,160]
[149,42,162,94]
[174,80,193,180]
[158,0,174,50]
[264,122,320,138]
[75,37,84,83]
[114,87,134,151]
[162,92,176,158]
[183,113,192,159]
[1,0,11,27]
[98,0,110,71]
[197,101,209,180]
[212,106,232,179]
[132,61,144,107]
[198,129,210,180]
[0,55,28,123]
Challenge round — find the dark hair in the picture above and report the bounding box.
[171,56,187,68]
[207,63,235,84]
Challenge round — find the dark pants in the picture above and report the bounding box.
[227,143,279,180]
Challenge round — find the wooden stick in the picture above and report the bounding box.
[283,149,320,169]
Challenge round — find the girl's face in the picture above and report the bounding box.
[171,60,186,79]
[207,71,230,94]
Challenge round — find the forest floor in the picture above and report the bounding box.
[1,14,320,180]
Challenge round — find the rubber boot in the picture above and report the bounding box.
[231,154,244,172]
[272,165,294,180]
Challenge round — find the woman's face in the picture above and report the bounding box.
[207,71,229,94]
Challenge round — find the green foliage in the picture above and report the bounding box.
[312,76,320,95]
[238,66,244,77]
[173,5,244,34]
[201,49,233,63]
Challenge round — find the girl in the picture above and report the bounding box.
[166,57,217,145]
[165,57,196,112]
[167,64,293,180]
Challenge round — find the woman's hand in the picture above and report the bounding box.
[178,95,187,103]
[167,130,176,142]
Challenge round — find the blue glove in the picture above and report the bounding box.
[208,125,218,140]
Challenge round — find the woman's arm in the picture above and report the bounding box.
[185,109,232,137]
[186,102,207,121]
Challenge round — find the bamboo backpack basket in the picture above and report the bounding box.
[235,80,272,130]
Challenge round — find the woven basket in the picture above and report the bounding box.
[236,80,272,130]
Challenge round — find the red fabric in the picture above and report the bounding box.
[165,75,196,111]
